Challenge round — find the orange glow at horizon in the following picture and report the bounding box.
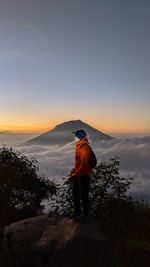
[0,121,55,134]
[90,122,149,135]
[0,118,149,135]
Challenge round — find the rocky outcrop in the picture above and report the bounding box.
[3,215,113,267]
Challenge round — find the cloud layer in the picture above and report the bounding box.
[17,137,150,202]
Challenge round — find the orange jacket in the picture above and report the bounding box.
[72,137,92,176]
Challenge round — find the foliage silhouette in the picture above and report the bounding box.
[48,157,134,219]
[0,145,56,228]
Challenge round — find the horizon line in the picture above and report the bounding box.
[0,119,150,136]
[1,129,150,136]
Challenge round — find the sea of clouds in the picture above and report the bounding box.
[17,137,150,203]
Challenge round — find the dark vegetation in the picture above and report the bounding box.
[0,145,56,265]
[49,157,150,266]
[0,146,150,266]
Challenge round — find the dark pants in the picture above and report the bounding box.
[72,175,90,216]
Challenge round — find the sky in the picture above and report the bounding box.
[0,0,150,134]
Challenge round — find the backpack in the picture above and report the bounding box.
[88,145,97,168]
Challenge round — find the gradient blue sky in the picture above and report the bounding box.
[0,0,150,134]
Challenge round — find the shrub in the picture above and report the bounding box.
[89,157,134,215]
[0,145,56,228]
[48,157,134,218]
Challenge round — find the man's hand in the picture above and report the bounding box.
[67,168,75,177]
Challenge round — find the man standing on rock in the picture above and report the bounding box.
[68,129,95,219]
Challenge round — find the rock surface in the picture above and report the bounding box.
[3,215,113,267]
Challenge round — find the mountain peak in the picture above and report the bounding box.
[55,119,83,127]
[22,120,113,146]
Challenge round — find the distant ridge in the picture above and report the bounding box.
[21,120,113,146]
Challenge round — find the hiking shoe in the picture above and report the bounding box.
[79,214,89,222]
[73,214,83,221]
[70,213,82,220]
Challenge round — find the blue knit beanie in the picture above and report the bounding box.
[74,129,87,140]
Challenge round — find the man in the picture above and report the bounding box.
[68,129,93,219]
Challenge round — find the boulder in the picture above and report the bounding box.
[3,215,113,267]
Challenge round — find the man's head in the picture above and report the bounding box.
[72,129,87,143]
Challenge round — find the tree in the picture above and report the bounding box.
[89,157,134,214]
[0,146,56,227]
